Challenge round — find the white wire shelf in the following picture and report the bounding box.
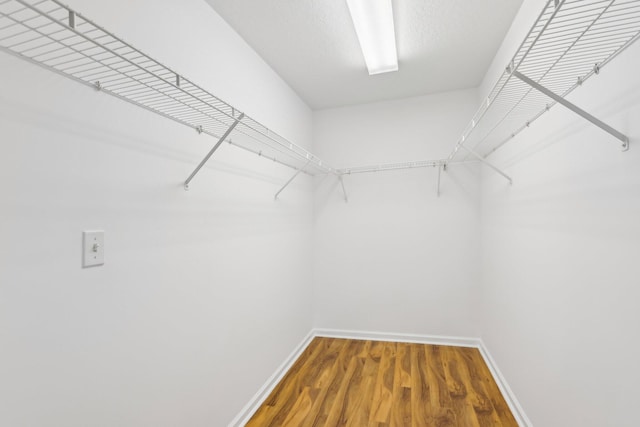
[3,0,637,191]
[335,0,640,180]
[0,0,334,183]
[448,0,640,162]
[337,160,444,175]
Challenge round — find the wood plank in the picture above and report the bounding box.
[335,353,367,425]
[389,342,411,427]
[301,340,365,426]
[466,348,519,426]
[426,345,456,427]
[454,348,503,427]
[246,337,331,427]
[410,344,431,427]
[323,355,361,425]
[281,386,314,427]
[315,340,360,426]
[357,340,372,358]
[397,342,412,388]
[369,342,396,424]
[302,339,362,427]
[346,350,380,426]
[369,340,384,361]
[246,337,519,427]
[269,339,347,426]
[442,345,481,427]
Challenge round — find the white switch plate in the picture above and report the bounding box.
[83,230,104,268]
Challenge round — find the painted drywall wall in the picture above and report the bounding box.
[479,1,640,426]
[313,89,483,338]
[0,0,315,426]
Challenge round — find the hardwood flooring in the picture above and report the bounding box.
[245,337,518,427]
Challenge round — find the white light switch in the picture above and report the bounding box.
[83,230,104,268]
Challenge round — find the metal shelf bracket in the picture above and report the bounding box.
[184,113,244,190]
[459,145,513,185]
[0,0,334,181]
[436,163,443,197]
[339,175,348,203]
[513,71,629,151]
[274,160,311,200]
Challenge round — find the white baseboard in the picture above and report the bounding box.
[314,328,481,348]
[478,340,533,427]
[227,329,316,427]
[229,328,531,427]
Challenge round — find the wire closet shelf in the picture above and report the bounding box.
[448,0,640,164]
[0,0,334,185]
[1,0,638,183]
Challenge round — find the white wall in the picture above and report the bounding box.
[313,90,483,338]
[0,1,315,426]
[4,0,638,425]
[479,1,640,426]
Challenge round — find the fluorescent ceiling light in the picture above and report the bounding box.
[346,0,398,75]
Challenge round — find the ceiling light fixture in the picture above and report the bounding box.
[346,0,398,75]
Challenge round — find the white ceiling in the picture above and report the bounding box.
[205,0,523,110]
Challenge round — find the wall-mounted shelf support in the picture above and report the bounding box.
[184,113,244,190]
[512,71,629,151]
[275,160,311,200]
[339,176,349,203]
[436,163,443,197]
[446,0,640,164]
[459,145,512,185]
[0,0,334,195]
[3,0,638,200]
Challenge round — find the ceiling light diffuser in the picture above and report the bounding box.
[346,0,398,75]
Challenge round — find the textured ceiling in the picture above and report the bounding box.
[205,0,524,110]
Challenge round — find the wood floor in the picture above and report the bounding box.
[246,337,518,427]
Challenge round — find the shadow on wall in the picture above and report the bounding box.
[482,100,640,244]
[313,173,341,215]
[494,72,640,170]
[0,94,302,188]
[0,97,314,245]
[313,162,482,214]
